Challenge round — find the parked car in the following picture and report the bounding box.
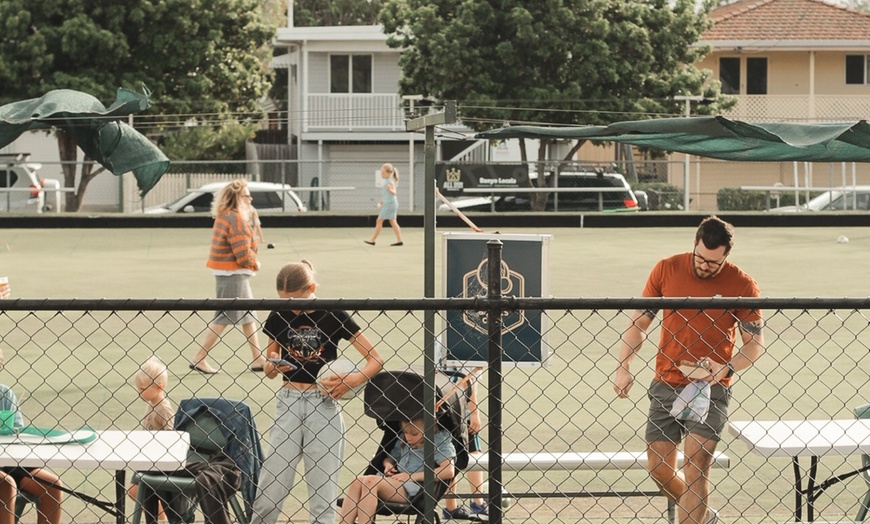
[0,153,62,213]
[439,171,645,213]
[144,181,307,214]
[769,187,870,212]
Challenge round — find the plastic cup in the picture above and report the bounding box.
[0,410,15,435]
[0,277,8,299]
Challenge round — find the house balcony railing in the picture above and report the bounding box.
[300,93,870,131]
[304,94,406,132]
[721,94,870,122]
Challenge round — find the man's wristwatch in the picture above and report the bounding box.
[725,362,736,378]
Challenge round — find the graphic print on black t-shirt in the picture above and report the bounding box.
[285,325,327,363]
[264,309,361,382]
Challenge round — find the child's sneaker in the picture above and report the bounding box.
[470,502,489,516]
[442,507,472,520]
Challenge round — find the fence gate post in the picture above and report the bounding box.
[486,239,504,524]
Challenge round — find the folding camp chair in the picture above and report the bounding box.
[130,400,254,524]
[13,491,39,523]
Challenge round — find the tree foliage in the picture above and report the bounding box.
[380,0,728,209]
[381,0,726,129]
[291,0,385,26]
[0,0,275,210]
[160,121,259,173]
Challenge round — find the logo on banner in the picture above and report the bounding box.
[444,167,464,191]
[461,258,525,335]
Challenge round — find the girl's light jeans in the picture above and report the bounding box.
[252,387,345,524]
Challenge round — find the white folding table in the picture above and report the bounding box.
[729,419,870,522]
[0,430,189,524]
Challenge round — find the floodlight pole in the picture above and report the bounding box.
[405,100,457,524]
[675,95,704,212]
[402,95,423,211]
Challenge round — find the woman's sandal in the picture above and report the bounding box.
[189,363,219,375]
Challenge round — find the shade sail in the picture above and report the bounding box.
[475,116,870,163]
[0,88,170,196]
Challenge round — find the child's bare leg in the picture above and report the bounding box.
[444,476,460,511]
[356,477,408,524]
[128,484,166,522]
[467,469,486,506]
[21,469,62,524]
[338,477,366,524]
[0,473,16,524]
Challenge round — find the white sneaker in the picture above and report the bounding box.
[704,508,719,524]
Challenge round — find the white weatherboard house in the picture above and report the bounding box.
[272,22,512,212]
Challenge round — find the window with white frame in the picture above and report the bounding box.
[330,54,373,93]
[846,55,870,85]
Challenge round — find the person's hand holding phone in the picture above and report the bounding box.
[268,357,297,371]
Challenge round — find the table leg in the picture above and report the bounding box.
[115,470,126,524]
[793,457,803,522]
[790,454,870,524]
[807,456,819,522]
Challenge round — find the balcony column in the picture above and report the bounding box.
[808,51,816,120]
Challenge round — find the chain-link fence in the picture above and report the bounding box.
[2,291,870,524]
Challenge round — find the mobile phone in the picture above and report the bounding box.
[679,362,712,380]
[268,358,297,370]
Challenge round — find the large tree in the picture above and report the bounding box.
[380,0,731,208]
[0,0,274,211]
[292,0,385,26]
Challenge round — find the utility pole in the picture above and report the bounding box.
[402,95,423,211]
[674,95,703,212]
[404,100,457,524]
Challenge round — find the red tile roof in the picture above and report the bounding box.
[703,0,870,41]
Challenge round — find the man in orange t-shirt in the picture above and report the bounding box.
[613,216,764,524]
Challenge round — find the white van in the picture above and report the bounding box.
[144,181,307,214]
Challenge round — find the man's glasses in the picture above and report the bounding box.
[692,248,727,269]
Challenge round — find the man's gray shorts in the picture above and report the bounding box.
[646,380,732,442]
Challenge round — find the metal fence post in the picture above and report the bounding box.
[486,239,504,524]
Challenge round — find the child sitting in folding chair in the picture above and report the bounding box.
[338,418,455,524]
[128,357,175,522]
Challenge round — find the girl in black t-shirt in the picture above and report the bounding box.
[251,260,384,524]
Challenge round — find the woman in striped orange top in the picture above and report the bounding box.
[189,179,265,374]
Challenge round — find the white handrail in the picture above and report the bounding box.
[740,185,866,192]
[184,186,356,193]
[462,187,628,193]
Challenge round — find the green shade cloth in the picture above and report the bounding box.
[476,116,870,162]
[0,88,169,196]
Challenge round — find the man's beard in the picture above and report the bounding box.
[693,264,723,279]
